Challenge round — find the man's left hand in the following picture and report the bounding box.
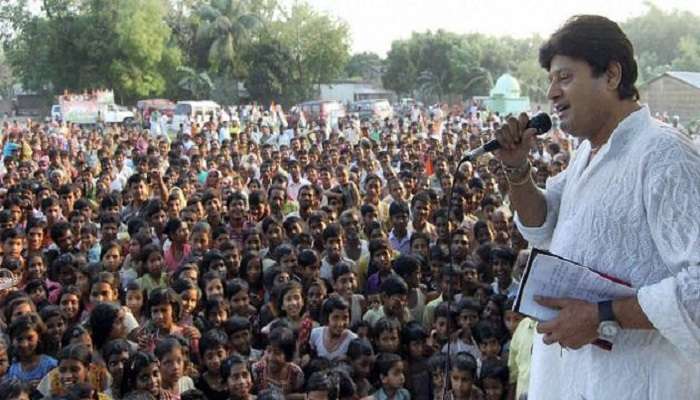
[535,296,599,349]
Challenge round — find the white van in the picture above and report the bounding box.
[171,100,221,131]
[51,105,62,122]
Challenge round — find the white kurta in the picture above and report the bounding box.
[515,106,700,400]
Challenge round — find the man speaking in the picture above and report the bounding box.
[494,15,700,399]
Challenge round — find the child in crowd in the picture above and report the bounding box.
[251,326,304,396]
[225,316,262,363]
[373,352,410,400]
[7,314,57,385]
[308,294,357,361]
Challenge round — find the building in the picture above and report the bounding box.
[318,80,396,104]
[483,73,530,116]
[639,71,700,125]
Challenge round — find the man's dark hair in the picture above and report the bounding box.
[380,275,409,297]
[50,222,72,243]
[539,15,639,100]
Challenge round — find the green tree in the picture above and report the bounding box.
[382,40,417,96]
[195,0,262,74]
[111,0,182,100]
[0,48,12,99]
[515,58,548,103]
[383,29,548,102]
[344,52,383,81]
[166,0,201,67]
[176,66,214,99]
[4,0,182,102]
[672,36,700,71]
[267,1,350,103]
[622,3,700,81]
[243,38,294,105]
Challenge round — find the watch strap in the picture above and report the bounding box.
[598,300,616,323]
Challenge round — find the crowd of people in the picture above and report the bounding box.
[0,103,580,400]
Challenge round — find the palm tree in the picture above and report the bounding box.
[195,0,262,74]
[177,66,214,99]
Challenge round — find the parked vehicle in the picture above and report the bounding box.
[51,105,62,122]
[13,95,43,117]
[171,100,221,130]
[58,90,135,124]
[292,100,346,128]
[136,99,176,126]
[350,99,393,121]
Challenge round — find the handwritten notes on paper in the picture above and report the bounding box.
[514,250,637,322]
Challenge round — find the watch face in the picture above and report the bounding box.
[599,321,620,338]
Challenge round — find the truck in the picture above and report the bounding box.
[57,90,135,125]
[13,94,44,117]
[170,100,221,131]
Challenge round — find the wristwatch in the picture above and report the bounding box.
[597,300,621,340]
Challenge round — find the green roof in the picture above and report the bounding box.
[490,73,521,98]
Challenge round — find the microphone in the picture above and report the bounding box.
[461,113,552,162]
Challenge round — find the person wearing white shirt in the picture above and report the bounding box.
[286,159,310,201]
[219,121,231,143]
[495,16,700,400]
[159,113,170,141]
[249,127,262,145]
[278,128,295,148]
[410,105,421,123]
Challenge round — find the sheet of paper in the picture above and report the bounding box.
[516,253,637,322]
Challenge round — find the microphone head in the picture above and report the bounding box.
[528,113,552,134]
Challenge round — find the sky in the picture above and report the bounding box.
[298,0,700,56]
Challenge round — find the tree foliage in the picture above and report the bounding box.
[344,52,383,81]
[2,0,699,107]
[243,38,294,105]
[195,0,262,75]
[268,2,350,103]
[176,66,214,100]
[4,0,181,102]
[0,48,12,99]
[382,30,539,101]
[239,1,350,106]
[622,3,700,82]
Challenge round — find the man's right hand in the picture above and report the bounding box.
[493,113,538,167]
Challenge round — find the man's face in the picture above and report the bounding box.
[390,212,408,233]
[56,230,74,251]
[365,179,381,200]
[46,204,62,223]
[133,181,149,202]
[298,187,314,210]
[341,214,361,242]
[319,170,331,186]
[490,211,509,233]
[547,55,611,139]
[3,237,22,259]
[451,234,470,259]
[289,164,300,180]
[269,189,285,212]
[389,180,405,201]
[228,199,247,220]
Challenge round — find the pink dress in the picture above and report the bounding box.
[164,244,191,273]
